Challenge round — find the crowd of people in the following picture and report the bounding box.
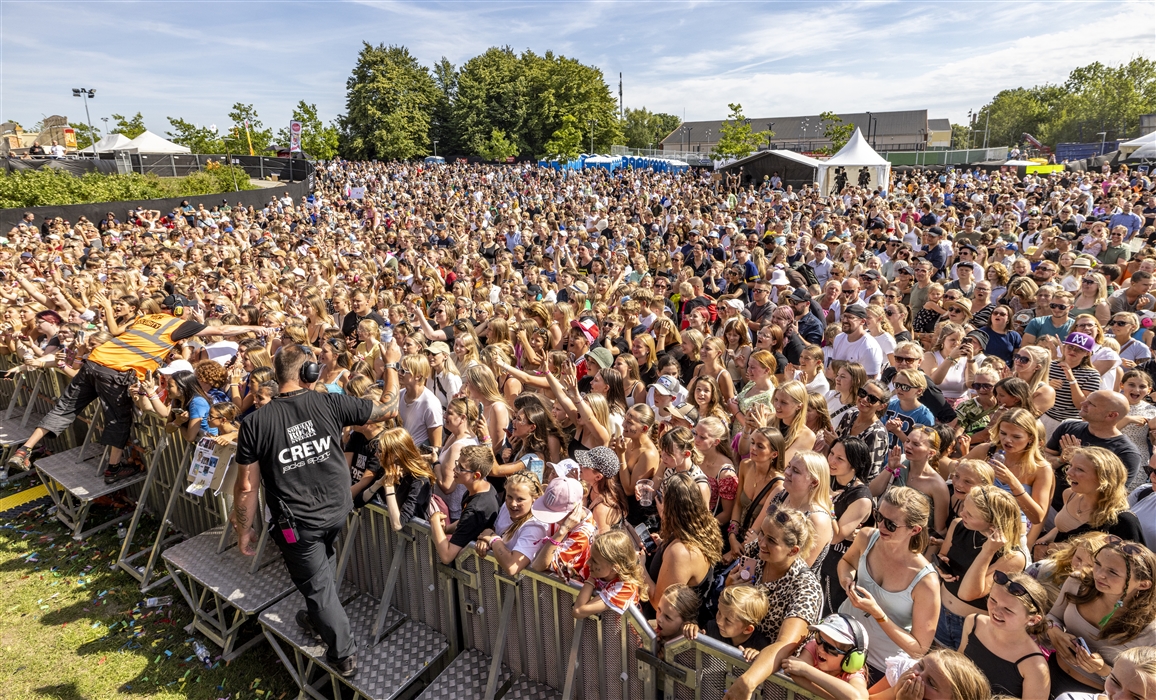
[4,156,1156,700]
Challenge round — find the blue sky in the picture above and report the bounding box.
[2,1,1153,140]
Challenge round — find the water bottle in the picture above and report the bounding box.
[116,523,127,541]
[145,596,172,607]
[379,322,393,346]
[192,640,211,666]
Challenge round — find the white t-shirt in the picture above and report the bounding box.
[399,387,443,446]
[831,332,884,378]
[427,371,462,408]
[492,506,550,561]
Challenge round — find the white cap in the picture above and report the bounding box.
[158,359,194,375]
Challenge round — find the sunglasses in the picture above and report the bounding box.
[971,382,994,391]
[857,388,885,405]
[992,570,1031,598]
[452,464,475,475]
[1082,278,1097,285]
[893,355,919,363]
[1050,304,1069,310]
[1104,535,1146,557]
[872,507,903,533]
[815,636,850,658]
[1109,320,1130,327]
[894,382,915,392]
[1013,354,1032,364]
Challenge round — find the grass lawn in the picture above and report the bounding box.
[0,476,295,700]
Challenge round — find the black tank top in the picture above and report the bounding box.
[943,524,989,604]
[962,619,1043,698]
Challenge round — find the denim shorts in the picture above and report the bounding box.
[934,605,965,650]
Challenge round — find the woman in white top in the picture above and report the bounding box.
[425,341,462,408]
[793,345,829,395]
[866,305,898,368]
[921,323,973,403]
[824,362,867,427]
[436,397,481,520]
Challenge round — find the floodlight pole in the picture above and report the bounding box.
[72,88,97,154]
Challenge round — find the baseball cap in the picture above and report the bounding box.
[927,226,944,237]
[789,288,812,303]
[1064,332,1095,353]
[570,318,600,344]
[723,298,745,310]
[652,375,682,396]
[576,447,620,479]
[158,359,195,375]
[965,329,989,351]
[161,294,189,310]
[531,477,584,524]
[427,341,451,356]
[809,613,868,650]
[842,305,867,319]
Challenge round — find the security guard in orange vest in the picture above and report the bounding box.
[8,295,269,484]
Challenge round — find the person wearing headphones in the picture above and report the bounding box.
[779,612,871,700]
[231,344,398,680]
[6,294,267,484]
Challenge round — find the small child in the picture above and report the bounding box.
[254,380,279,410]
[682,584,770,661]
[780,613,871,700]
[207,402,240,445]
[573,530,646,618]
[1026,530,1108,601]
[649,583,700,645]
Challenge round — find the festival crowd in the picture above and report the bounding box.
[4,157,1156,700]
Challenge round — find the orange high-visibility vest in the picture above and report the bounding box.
[88,314,186,379]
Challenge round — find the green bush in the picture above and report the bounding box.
[0,165,256,209]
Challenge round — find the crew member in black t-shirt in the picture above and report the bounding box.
[232,345,396,679]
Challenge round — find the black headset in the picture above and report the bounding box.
[297,345,321,384]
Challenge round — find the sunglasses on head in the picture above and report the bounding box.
[1104,535,1146,557]
[857,388,885,405]
[872,507,903,533]
[992,570,1031,598]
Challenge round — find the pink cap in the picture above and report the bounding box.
[531,477,583,524]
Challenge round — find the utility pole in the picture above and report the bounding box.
[619,73,624,121]
[72,88,97,154]
[982,110,990,150]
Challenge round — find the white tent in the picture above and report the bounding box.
[80,132,137,153]
[1121,131,1156,160]
[815,128,891,196]
[126,130,191,154]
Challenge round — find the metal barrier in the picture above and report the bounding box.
[661,634,822,700]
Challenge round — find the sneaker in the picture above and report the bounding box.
[296,609,320,640]
[103,463,142,485]
[334,654,356,679]
[7,446,30,472]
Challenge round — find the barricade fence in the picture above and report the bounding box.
[6,361,822,699]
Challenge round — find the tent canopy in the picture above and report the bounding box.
[716,150,821,189]
[81,133,136,153]
[815,128,892,196]
[1121,131,1156,160]
[126,130,191,154]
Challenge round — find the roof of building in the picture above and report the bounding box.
[661,109,929,146]
[928,118,951,132]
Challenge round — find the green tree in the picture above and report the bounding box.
[166,117,227,153]
[710,103,766,161]
[817,111,854,154]
[275,101,340,159]
[455,47,529,157]
[622,107,681,150]
[950,123,970,150]
[68,121,100,149]
[109,112,147,139]
[430,57,460,157]
[478,128,519,162]
[520,50,622,156]
[341,43,439,161]
[543,114,583,160]
[222,103,274,155]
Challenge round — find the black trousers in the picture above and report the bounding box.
[39,360,136,449]
[271,521,355,661]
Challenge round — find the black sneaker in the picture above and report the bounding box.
[7,446,30,472]
[296,609,320,640]
[103,463,142,485]
[334,654,356,679]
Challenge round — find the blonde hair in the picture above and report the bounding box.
[377,427,436,487]
[590,530,648,601]
[988,408,1043,483]
[501,470,543,540]
[1045,531,1111,586]
[584,392,613,438]
[1114,646,1156,699]
[463,364,510,409]
[1071,446,1131,528]
[681,328,704,361]
[923,650,991,700]
[967,485,1024,559]
[895,367,927,391]
[718,584,769,628]
[1019,346,1052,392]
[954,459,995,488]
[400,353,432,381]
[766,506,816,560]
[771,380,809,450]
[792,450,834,516]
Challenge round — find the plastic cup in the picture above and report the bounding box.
[636,479,654,506]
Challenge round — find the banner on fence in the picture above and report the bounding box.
[289,121,302,153]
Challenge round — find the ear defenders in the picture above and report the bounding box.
[297,345,321,384]
[836,613,867,674]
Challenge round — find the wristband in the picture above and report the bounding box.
[1011,490,1026,497]
[545,537,564,547]
[873,613,888,624]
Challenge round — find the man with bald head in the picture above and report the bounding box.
[1045,390,1146,495]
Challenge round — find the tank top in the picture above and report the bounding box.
[962,619,1043,698]
[942,524,989,604]
[933,351,968,400]
[837,530,936,671]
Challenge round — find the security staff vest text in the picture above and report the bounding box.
[88,314,185,379]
